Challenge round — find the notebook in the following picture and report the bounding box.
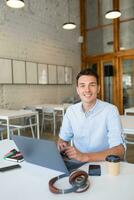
[11,135,85,174]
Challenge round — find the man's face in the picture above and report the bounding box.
[76,75,100,106]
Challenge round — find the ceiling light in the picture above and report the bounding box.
[62,0,76,30]
[62,22,76,30]
[6,0,25,9]
[105,10,121,19]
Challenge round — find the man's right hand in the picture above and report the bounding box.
[57,138,69,152]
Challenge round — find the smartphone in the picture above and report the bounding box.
[0,164,21,172]
[88,164,101,176]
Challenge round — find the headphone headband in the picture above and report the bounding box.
[49,170,90,194]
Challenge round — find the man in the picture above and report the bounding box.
[57,68,125,162]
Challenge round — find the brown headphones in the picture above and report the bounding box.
[49,170,90,194]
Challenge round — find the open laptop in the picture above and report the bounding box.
[11,135,86,174]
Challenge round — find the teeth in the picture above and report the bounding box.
[84,94,91,97]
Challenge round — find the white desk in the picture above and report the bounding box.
[120,115,134,144]
[0,139,134,200]
[0,109,40,139]
[120,115,134,135]
[34,103,72,116]
[124,107,134,115]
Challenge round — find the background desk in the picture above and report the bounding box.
[0,139,134,200]
[0,109,40,139]
[120,115,134,145]
[124,107,134,115]
[33,103,71,116]
[120,115,134,135]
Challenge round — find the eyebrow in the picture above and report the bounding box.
[79,81,97,85]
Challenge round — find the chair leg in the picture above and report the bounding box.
[41,116,45,135]
[17,128,21,136]
[0,132,3,140]
[53,114,56,136]
[29,118,35,138]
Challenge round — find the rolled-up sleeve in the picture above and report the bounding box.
[59,108,74,142]
[107,106,126,149]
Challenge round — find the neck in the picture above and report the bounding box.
[82,100,97,112]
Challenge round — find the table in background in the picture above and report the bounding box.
[120,115,134,144]
[124,107,134,115]
[0,109,40,139]
[33,103,72,116]
[32,103,72,132]
[0,139,134,200]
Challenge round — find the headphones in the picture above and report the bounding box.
[49,170,90,194]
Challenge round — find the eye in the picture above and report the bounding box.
[79,84,85,88]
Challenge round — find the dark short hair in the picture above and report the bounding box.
[76,68,99,85]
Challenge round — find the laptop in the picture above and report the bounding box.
[11,135,86,174]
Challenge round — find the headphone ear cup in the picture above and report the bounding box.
[69,170,88,186]
[69,170,90,193]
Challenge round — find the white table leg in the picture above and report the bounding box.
[7,119,10,139]
[36,113,40,139]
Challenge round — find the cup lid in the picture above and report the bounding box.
[105,155,120,162]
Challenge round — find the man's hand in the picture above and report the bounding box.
[57,138,69,152]
[64,146,86,162]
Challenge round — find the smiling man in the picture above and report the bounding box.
[57,68,125,162]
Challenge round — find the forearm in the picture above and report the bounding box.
[81,144,125,162]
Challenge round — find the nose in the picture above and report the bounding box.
[85,85,90,91]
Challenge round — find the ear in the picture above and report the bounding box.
[76,86,79,96]
[97,85,100,94]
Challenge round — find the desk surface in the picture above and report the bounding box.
[125,107,134,114]
[0,109,38,119]
[32,103,71,110]
[120,115,134,134]
[0,139,134,200]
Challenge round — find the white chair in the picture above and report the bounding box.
[0,125,19,139]
[0,126,7,140]
[23,106,37,138]
[7,107,37,138]
[41,107,56,136]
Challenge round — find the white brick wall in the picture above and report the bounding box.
[0,0,81,109]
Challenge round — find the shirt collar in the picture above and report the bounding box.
[80,99,99,116]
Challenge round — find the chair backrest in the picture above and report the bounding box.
[42,107,55,113]
[42,107,55,119]
[24,106,36,112]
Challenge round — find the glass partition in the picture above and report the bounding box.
[122,59,134,109]
[103,62,114,103]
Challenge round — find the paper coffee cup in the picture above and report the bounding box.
[105,155,120,176]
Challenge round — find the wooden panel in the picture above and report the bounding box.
[38,63,48,84]
[65,67,72,84]
[0,58,12,84]
[57,66,65,84]
[13,60,26,84]
[48,64,57,84]
[26,62,37,84]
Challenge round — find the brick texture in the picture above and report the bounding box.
[0,0,80,109]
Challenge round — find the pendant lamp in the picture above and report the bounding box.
[62,0,76,30]
[6,0,25,8]
[105,10,121,19]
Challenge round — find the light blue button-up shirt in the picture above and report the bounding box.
[59,99,124,153]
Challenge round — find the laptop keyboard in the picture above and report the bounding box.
[64,159,86,172]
